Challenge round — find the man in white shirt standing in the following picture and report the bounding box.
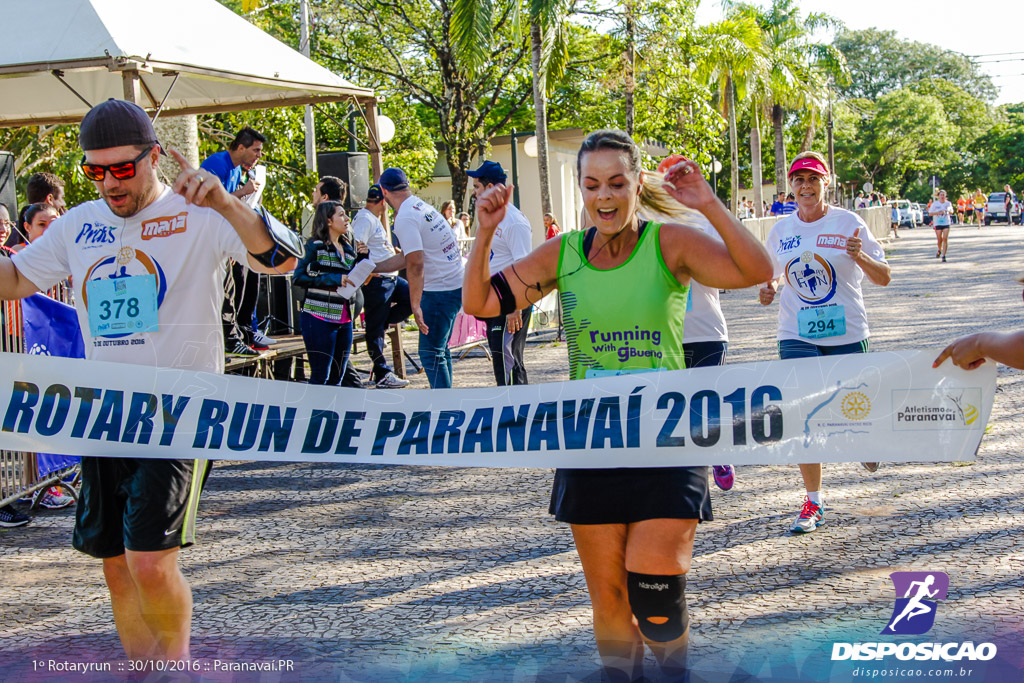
[351,183,410,388]
[376,167,464,388]
[468,161,533,385]
[0,99,296,661]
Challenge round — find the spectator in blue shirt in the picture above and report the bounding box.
[201,126,267,356]
[769,193,784,216]
[779,192,798,215]
[200,127,265,197]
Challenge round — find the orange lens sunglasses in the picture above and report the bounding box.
[80,145,154,181]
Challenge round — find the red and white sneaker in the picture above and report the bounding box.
[790,497,824,534]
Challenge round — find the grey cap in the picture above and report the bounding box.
[79,99,159,151]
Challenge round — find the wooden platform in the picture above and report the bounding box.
[224,323,406,380]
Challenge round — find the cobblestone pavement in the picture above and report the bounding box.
[1,223,1023,682]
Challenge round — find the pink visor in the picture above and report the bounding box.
[788,157,829,177]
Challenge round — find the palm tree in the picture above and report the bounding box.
[452,0,570,216]
[696,14,768,213]
[740,0,847,196]
[529,0,571,218]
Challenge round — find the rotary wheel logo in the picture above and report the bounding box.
[841,392,871,421]
[117,246,136,266]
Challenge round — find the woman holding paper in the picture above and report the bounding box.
[293,200,367,385]
[463,129,772,681]
[758,151,891,535]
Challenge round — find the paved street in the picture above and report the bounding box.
[1,222,1023,682]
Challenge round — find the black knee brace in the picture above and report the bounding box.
[626,571,688,642]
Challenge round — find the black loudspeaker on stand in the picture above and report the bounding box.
[316,151,369,212]
[255,274,299,336]
[0,152,17,248]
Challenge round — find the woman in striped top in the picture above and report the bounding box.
[293,200,367,385]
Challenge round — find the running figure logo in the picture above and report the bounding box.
[784,251,837,304]
[882,571,949,635]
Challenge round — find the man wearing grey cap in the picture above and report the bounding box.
[0,99,297,661]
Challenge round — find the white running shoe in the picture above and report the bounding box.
[253,330,277,346]
[375,372,410,389]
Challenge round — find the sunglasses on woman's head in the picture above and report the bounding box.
[79,145,154,181]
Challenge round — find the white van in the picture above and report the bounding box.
[886,199,916,227]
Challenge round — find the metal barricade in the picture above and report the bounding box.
[0,285,81,508]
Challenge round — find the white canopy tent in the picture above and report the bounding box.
[0,0,385,174]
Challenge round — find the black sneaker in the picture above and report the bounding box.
[942,256,947,263]
[0,504,30,527]
[226,340,260,358]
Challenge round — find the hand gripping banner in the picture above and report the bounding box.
[0,350,995,467]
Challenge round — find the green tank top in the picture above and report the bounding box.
[557,222,689,380]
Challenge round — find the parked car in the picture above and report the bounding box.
[886,199,917,227]
[910,203,924,226]
[984,192,1022,225]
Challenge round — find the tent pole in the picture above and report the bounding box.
[122,70,141,104]
[365,98,383,182]
[151,73,181,124]
[50,71,93,109]
[300,0,317,174]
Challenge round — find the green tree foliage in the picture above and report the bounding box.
[971,105,1024,191]
[546,25,623,132]
[743,0,847,195]
[826,28,1002,200]
[695,12,768,210]
[216,0,438,218]
[313,0,535,206]
[630,0,725,165]
[835,28,996,102]
[0,125,98,211]
[833,90,956,196]
[907,78,995,150]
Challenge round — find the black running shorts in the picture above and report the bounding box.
[549,465,712,525]
[72,456,207,558]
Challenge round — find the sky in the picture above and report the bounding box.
[695,0,1024,105]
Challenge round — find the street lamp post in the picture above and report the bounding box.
[711,158,723,196]
[827,85,837,204]
[508,130,537,208]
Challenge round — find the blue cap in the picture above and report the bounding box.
[366,184,384,202]
[378,167,409,192]
[466,160,507,185]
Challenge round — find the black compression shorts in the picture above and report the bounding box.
[73,456,207,558]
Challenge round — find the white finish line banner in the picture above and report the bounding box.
[0,350,995,467]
